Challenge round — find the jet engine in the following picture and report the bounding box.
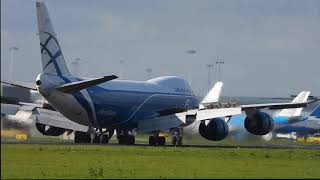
[36,123,66,136]
[244,111,274,135]
[199,118,229,141]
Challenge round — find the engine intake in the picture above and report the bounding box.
[199,118,229,141]
[244,111,274,135]
[36,123,66,136]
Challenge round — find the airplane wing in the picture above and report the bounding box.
[197,99,318,121]
[1,103,88,133]
[137,98,318,133]
[32,108,88,132]
[241,100,316,110]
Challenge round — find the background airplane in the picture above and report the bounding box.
[269,104,320,139]
[226,103,320,141]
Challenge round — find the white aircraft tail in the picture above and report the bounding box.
[276,91,310,116]
[199,81,223,109]
[36,1,71,76]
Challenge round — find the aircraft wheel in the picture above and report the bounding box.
[100,134,109,144]
[117,135,135,145]
[172,136,177,145]
[74,131,90,143]
[93,135,100,144]
[177,136,183,146]
[149,136,156,146]
[127,135,135,145]
[158,137,166,146]
[117,135,125,145]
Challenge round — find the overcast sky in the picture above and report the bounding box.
[1,0,319,97]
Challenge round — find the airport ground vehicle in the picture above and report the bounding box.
[306,133,320,143]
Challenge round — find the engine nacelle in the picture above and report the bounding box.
[199,118,229,141]
[36,123,66,136]
[244,111,274,135]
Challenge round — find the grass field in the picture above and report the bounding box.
[1,144,320,179]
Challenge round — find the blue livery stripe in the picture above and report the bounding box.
[40,31,66,76]
[60,76,96,127]
[310,104,320,117]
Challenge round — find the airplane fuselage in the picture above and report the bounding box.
[36,73,199,130]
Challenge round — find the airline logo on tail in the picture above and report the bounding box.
[36,1,70,76]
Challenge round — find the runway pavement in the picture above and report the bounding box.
[2,141,320,150]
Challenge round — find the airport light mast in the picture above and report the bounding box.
[216,57,224,81]
[9,46,19,81]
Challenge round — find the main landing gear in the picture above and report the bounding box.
[74,128,114,144]
[149,135,166,146]
[148,130,184,146]
[116,130,135,145]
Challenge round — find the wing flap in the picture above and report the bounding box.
[32,108,88,132]
[199,81,223,109]
[2,103,88,132]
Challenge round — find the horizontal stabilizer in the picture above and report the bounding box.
[56,75,118,93]
[1,80,37,91]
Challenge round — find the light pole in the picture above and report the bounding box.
[71,58,81,77]
[145,68,152,80]
[206,64,214,92]
[9,46,19,81]
[216,57,224,81]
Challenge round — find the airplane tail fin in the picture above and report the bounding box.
[310,104,320,117]
[36,1,71,76]
[199,81,223,109]
[276,91,310,116]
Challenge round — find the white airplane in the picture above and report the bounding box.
[2,1,317,146]
[184,89,313,140]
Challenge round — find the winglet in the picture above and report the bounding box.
[199,81,223,109]
[276,91,310,116]
[56,75,118,93]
